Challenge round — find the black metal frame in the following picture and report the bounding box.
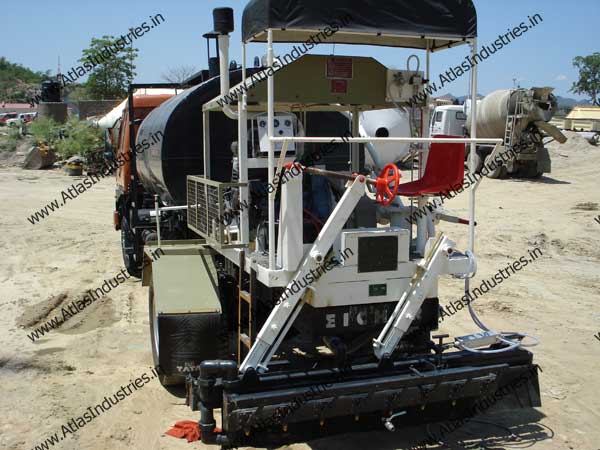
[192,347,541,448]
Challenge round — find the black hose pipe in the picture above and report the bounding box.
[200,403,230,446]
[199,360,238,404]
[198,360,238,446]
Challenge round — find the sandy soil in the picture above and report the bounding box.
[0,132,599,450]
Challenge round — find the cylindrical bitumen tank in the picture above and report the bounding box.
[137,71,247,205]
[466,89,557,139]
[137,70,354,206]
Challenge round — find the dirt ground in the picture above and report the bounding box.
[1,132,599,450]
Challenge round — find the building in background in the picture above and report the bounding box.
[564,106,600,131]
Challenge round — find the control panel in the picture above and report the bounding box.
[386,70,426,104]
[257,114,297,153]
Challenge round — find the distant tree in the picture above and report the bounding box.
[64,84,93,102]
[77,35,138,99]
[161,65,197,84]
[571,53,600,106]
[0,57,49,84]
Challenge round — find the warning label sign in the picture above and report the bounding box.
[326,57,353,80]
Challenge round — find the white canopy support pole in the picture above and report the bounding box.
[415,43,432,256]
[418,45,429,179]
[467,38,478,293]
[271,137,501,145]
[416,196,428,255]
[239,43,249,244]
[425,42,431,141]
[242,42,247,80]
[351,106,359,172]
[267,29,276,269]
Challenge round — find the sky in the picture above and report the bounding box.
[2,0,598,100]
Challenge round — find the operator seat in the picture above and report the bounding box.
[397,135,465,196]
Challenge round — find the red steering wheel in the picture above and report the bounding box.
[375,163,401,206]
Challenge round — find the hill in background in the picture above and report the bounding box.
[439,92,590,113]
[0,57,50,103]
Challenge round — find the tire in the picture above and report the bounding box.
[525,164,543,178]
[121,216,142,278]
[484,155,504,179]
[149,286,224,388]
[518,161,541,179]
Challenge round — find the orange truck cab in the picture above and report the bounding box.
[115,94,173,211]
[113,89,176,276]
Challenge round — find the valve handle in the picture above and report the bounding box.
[375,163,401,206]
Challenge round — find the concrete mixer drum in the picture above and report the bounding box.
[458,87,567,178]
[359,108,412,169]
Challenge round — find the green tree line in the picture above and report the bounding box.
[0,57,50,103]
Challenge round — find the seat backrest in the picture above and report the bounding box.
[397,135,465,196]
[423,134,465,191]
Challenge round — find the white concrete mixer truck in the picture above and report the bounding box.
[432,87,567,178]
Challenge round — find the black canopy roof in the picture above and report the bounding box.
[242,0,477,51]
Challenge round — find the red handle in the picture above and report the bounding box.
[375,163,401,206]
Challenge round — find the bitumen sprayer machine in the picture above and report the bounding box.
[113,0,542,447]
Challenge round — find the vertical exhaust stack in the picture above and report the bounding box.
[213,7,238,119]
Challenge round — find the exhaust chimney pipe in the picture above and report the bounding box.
[213,8,239,120]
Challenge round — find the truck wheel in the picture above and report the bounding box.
[121,216,142,278]
[522,161,542,178]
[149,286,224,388]
[484,155,504,179]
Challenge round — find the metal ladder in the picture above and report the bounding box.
[237,251,256,365]
[504,90,526,149]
